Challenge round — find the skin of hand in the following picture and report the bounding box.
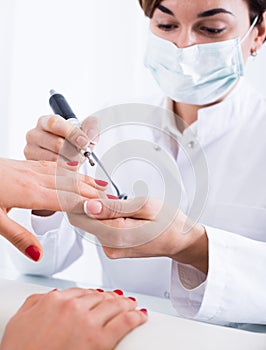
[24,114,99,162]
[69,197,208,275]
[0,288,147,350]
[24,114,99,218]
[0,158,107,261]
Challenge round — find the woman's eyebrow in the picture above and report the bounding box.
[156,4,175,17]
[156,5,234,18]
[197,8,234,18]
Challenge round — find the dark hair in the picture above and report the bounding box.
[138,0,266,24]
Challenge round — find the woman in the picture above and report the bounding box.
[0,158,147,349]
[12,0,266,325]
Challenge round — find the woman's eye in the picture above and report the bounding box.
[200,27,225,35]
[157,23,177,31]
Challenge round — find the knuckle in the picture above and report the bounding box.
[23,145,31,159]
[42,290,61,305]
[121,311,141,328]
[8,229,32,250]
[54,137,65,154]
[62,298,82,314]
[49,153,59,162]
[24,293,40,304]
[47,115,61,130]
[25,129,35,144]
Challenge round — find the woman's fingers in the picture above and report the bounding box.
[104,309,148,348]
[0,210,42,261]
[25,115,90,162]
[89,296,136,325]
[38,115,90,150]
[18,293,45,313]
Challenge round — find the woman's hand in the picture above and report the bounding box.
[0,288,147,350]
[0,158,107,261]
[24,114,99,162]
[69,197,208,274]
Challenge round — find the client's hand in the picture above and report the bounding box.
[0,288,147,350]
[0,158,107,261]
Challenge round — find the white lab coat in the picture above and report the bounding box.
[10,78,266,325]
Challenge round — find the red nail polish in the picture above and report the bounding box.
[67,161,79,166]
[128,296,136,302]
[25,246,41,262]
[96,288,104,293]
[113,289,124,296]
[140,308,148,315]
[107,194,118,200]
[50,288,58,293]
[95,179,108,187]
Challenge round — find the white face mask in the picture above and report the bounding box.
[144,17,258,105]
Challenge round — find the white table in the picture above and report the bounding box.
[0,271,265,350]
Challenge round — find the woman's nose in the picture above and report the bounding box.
[173,30,196,48]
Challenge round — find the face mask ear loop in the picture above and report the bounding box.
[240,16,259,44]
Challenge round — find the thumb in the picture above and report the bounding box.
[0,211,42,262]
[83,197,152,220]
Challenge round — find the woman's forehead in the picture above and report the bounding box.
[156,0,248,13]
[152,0,250,20]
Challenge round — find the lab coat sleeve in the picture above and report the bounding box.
[8,209,83,276]
[171,226,266,325]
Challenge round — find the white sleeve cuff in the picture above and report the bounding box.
[31,212,64,236]
[196,226,266,324]
[171,261,207,318]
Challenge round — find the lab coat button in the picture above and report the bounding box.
[164,291,170,299]
[187,141,196,149]
[154,145,161,151]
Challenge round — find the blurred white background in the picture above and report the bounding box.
[1,0,266,285]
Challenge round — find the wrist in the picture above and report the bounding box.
[172,224,209,275]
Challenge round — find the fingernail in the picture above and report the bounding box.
[25,246,41,262]
[140,308,148,315]
[113,289,124,296]
[84,200,103,215]
[95,179,108,187]
[107,194,118,200]
[67,161,79,166]
[128,296,136,302]
[76,135,89,148]
[49,288,58,293]
[96,288,104,293]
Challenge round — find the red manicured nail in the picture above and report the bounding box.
[107,194,118,200]
[67,161,79,166]
[113,289,124,296]
[140,308,148,315]
[95,179,108,187]
[128,296,136,302]
[50,288,58,293]
[25,246,41,262]
[96,288,104,293]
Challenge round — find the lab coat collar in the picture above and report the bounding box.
[162,77,250,147]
